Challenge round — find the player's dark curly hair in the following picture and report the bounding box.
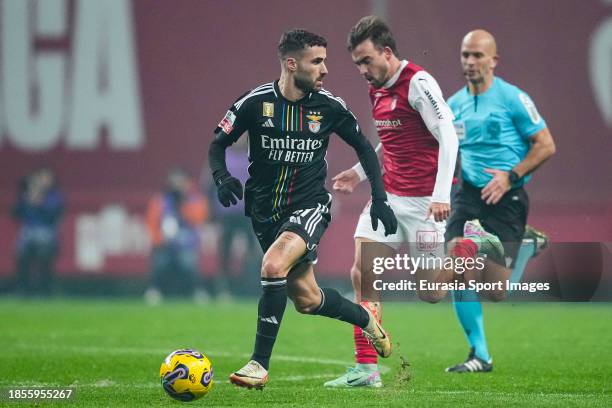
[278,29,327,59]
[347,15,399,56]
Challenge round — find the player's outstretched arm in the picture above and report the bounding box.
[209,92,251,207]
[208,132,243,207]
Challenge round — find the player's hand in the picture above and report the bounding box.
[332,169,361,194]
[481,168,511,205]
[215,174,243,207]
[370,199,398,236]
[426,202,450,222]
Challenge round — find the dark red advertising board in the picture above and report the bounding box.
[0,0,610,278]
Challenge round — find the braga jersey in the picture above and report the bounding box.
[369,60,454,197]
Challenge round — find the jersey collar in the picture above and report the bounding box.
[465,76,498,96]
[383,60,408,89]
[274,80,312,103]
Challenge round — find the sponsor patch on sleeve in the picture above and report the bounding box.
[218,110,237,134]
[418,78,444,120]
[518,93,541,124]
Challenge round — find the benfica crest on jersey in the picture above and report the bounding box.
[306,113,323,133]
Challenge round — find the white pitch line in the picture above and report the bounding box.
[0,373,341,389]
[270,374,339,382]
[418,390,605,398]
[12,343,390,373]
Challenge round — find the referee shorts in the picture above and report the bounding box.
[445,181,529,267]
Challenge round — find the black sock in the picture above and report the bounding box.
[313,287,369,328]
[251,277,287,370]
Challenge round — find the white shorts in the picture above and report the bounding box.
[354,193,446,257]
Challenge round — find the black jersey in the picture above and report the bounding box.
[211,80,384,223]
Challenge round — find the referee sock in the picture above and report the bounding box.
[313,288,369,328]
[452,290,491,362]
[251,277,287,370]
[508,240,537,288]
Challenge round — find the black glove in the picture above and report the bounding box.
[215,174,243,207]
[370,199,398,236]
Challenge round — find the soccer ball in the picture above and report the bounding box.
[160,348,213,401]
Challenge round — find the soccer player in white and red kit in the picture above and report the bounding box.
[326,16,458,388]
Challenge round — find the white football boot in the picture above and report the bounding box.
[229,360,269,390]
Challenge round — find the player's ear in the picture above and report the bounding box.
[383,46,393,60]
[286,57,298,72]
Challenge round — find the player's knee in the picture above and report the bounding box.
[261,256,287,279]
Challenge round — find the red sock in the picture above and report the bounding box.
[353,325,378,364]
[450,238,478,259]
[353,301,380,365]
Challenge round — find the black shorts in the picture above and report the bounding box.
[445,181,529,266]
[251,201,331,264]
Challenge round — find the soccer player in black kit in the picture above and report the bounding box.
[209,29,398,389]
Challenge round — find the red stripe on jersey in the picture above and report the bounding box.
[287,168,298,205]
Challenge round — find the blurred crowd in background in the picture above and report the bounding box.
[9,163,262,302]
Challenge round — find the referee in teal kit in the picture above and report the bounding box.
[444,29,556,373]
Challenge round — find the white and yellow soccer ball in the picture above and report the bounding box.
[160,348,213,401]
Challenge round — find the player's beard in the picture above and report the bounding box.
[368,65,389,89]
[294,72,317,93]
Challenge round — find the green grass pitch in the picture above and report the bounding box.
[1,299,611,407]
